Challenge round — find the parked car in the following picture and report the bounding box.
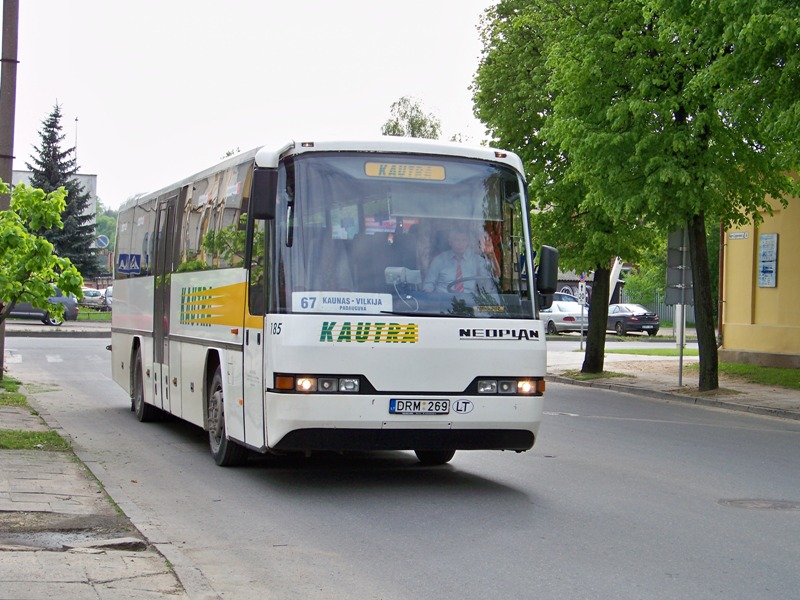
[7,289,79,326]
[79,287,105,308]
[101,286,113,308]
[553,291,580,303]
[607,303,660,336]
[541,300,589,335]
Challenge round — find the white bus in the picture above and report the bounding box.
[111,138,558,466]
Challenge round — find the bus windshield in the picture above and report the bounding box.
[274,152,531,318]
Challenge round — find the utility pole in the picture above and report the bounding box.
[0,0,19,381]
[0,0,19,208]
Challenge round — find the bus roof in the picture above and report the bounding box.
[257,138,525,174]
[119,138,525,211]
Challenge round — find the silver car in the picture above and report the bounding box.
[541,300,589,335]
[79,287,105,308]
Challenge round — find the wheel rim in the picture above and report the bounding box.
[615,322,624,335]
[208,379,224,453]
[547,321,558,335]
[133,356,144,413]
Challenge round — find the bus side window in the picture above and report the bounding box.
[248,220,266,315]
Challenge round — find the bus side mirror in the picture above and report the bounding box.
[251,168,278,220]
[535,245,559,310]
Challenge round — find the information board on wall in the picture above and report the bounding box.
[758,233,778,288]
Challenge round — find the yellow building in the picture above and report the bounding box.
[720,195,800,368]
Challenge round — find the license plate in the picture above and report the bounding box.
[389,399,450,415]
[642,325,654,329]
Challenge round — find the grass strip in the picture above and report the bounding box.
[604,349,798,390]
[559,369,630,381]
[0,377,27,406]
[718,363,800,390]
[605,348,700,357]
[76,310,111,321]
[0,429,70,451]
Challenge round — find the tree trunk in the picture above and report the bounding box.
[687,212,719,391]
[582,265,611,374]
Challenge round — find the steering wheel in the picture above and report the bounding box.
[446,276,496,293]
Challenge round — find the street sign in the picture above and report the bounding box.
[97,235,110,249]
[665,228,693,306]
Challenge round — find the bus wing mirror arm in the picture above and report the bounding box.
[535,245,559,310]
[251,168,278,220]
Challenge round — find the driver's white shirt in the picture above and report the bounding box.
[423,250,492,293]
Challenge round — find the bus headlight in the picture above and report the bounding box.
[499,380,516,394]
[477,378,544,396]
[478,380,498,394]
[338,378,360,393]
[276,374,362,394]
[296,377,317,392]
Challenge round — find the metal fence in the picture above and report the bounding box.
[618,289,695,325]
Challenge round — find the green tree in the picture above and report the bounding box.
[95,199,117,253]
[473,0,800,390]
[0,180,84,379]
[26,104,97,278]
[473,0,658,373]
[621,237,667,307]
[381,96,442,139]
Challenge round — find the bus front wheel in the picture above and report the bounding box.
[133,347,159,422]
[414,449,456,465]
[207,365,248,467]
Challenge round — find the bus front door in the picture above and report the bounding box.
[153,191,179,414]
[242,219,268,450]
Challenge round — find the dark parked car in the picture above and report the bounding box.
[607,303,660,336]
[7,289,79,326]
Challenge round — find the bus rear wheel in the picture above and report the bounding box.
[207,365,248,467]
[414,449,456,465]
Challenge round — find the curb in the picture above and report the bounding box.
[4,322,111,338]
[5,329,111,338]
[547,375,800,422]
[27,393,221,600]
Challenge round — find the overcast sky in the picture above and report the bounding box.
[9,0,496,208]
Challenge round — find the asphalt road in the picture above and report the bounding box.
[7,337,800,600]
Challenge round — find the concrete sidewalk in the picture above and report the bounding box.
[3,319,111,338]
[0,405,194,599]
[547,347,800,421]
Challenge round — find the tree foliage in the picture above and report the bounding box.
[473,0,659,373]
[95,199,117,254]
[381,96,442,139]
[26,104,98,278]
[621,237,667,307]
[0,180,84,325]
[473,0,800,389]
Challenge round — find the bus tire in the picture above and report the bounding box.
[133,347,159,422]
[414,449,456,465]
[207,365,248,467]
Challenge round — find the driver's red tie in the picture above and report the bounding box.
[454,259,464,292]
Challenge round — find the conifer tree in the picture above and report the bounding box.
[26,104,97,277]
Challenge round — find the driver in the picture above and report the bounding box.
[422,227,494,294]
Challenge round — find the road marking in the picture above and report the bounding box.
[4,351,22,364]
[46,355,64,363]
[544,411,580,417]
